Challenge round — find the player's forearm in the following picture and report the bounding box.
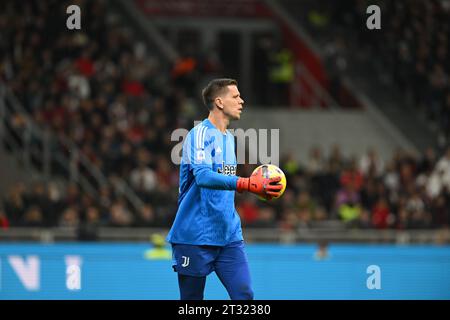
[193,166,238,190]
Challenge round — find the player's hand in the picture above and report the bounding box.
[236,170,283,197]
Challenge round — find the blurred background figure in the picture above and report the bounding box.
[314,240,330,261]
[144,233,171,260]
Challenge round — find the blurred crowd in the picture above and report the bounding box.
[0,0,200,235]
[290,0,450,145]
[237,146,450,231]
[0,0,449,236]
[2,145,450,234]
[380,0,449,146]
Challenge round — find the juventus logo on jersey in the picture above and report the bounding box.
[181,256,190,267]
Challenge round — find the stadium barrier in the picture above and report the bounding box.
[0,226,448,244]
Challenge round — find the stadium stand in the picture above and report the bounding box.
[0,0,449,239]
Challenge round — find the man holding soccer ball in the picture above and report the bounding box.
[166,78,286,300]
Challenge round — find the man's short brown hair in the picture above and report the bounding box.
[202,78,238,111]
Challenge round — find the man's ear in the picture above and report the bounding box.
[214,97,224,110]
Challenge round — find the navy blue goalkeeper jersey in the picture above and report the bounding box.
[166,119,243,246]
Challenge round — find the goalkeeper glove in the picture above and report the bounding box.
[236,170,283,198]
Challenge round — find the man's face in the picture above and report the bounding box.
[217,85,244,120]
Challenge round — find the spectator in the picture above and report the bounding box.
[4,183,26,225]
[237,197,260,227]
[335,183,360,211]
[279,208,299,231]
[22,206,44,227]
[313,206,328,221]
[306,146,325,175]
[253,207,277,228]
[338,201,362,226]
[431,192,450,227]
[135,204,156,227]
[129,164,157,194]
[109,198,134,227]
[314,240,330,261]
[59,206,80,228]
[360,178,378,212]
[144,234,171,260]
[359,148,384,178]
[371,197,393,229]
[357,208,372,229]
[340,156,364,192]
[0,205,10,230]
[77,206,101,241]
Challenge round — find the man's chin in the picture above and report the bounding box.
[226,112,241,121]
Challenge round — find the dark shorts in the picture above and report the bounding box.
[171,240,247,277]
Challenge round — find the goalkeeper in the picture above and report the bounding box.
[166,78,282,300]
